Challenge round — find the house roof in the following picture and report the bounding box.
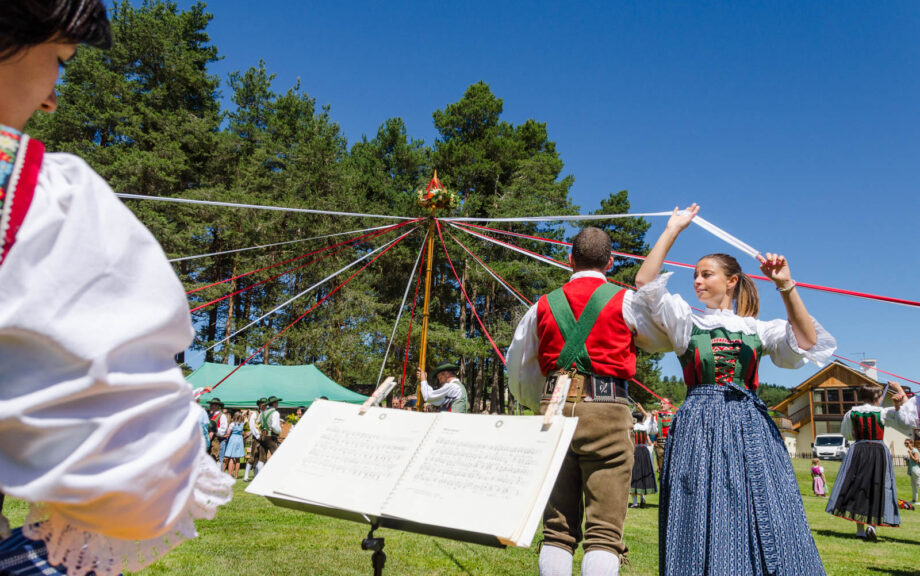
[770,360,891,413]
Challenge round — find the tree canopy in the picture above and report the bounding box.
[28,0,669,412]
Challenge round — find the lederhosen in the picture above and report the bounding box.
[208,412,223,461]
[654,411,673,474]
[538,282,634,560]
[249,412,263,464]
[259,408,279,460]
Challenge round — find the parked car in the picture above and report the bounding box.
[812,434,848,460]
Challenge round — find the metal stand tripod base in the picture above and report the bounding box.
[361,522,387,576]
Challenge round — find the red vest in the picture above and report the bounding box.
[536,276,636,378]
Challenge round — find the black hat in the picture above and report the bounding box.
[267,395,282,404]
[430,362,460,380]
[257,397,268,406]
[208,398,224,408]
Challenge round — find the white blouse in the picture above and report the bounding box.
[0,154,232,576]
[840,403,909,440]
[632,272,837,368]
[894,396,920,430]
[633,414,658,435]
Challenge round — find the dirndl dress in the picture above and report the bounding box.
[826,405,900,527]
[630,429,657,495]
[224,423,245,459]
[812,467,826,496]
[659,326,826,576]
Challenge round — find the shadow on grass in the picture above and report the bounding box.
[433,541,475,575]
[813,529,919,546]
[865,569,920,576]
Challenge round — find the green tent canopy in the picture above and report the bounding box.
[191,362,368,408]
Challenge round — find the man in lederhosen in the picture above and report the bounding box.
[259,395,283,462]
[416,363,469,413]
[507,226,664,576]
[653,397,675,478]
[243,397,266,481]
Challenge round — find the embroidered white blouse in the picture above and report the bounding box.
[632,272,837,368]
[0,154,232,576]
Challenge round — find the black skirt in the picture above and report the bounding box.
[826,441,900,526]
[631,444,657,494]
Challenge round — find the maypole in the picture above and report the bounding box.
[415,171,459,411]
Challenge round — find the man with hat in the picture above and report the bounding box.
[416,362,469,413]
[243,397,267,481]
[207,398,229,464]
[506,226,665,576]
[259,395,283,461]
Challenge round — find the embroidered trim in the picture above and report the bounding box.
[0,128,43,266]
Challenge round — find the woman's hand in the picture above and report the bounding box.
[665,203,700,234]
[759,252,793,290]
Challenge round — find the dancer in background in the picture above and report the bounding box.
[825,384,910,540]
[811,458,828,497]
[634,204,836,576]
[224,411,247,480]
[629,403,657,508]
[0,2,232,574]
[653,398,675,478]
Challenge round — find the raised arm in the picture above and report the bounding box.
[635,204,699,288]
[759,253,817,350]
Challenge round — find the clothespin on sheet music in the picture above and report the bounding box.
[359,376,396,415]
[542,374,572,430]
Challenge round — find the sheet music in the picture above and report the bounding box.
[382,412,566,538]
[271,401,432,515]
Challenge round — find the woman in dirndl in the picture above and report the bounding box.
[825,383,909,540]
[634,205,836,576]
[629,403,658,508]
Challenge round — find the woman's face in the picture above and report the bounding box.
[0,41,78,130]
[693,258,738,310]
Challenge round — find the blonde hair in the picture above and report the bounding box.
[699,253,759,317]
[812,458,820,466]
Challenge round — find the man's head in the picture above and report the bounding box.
[208,398,224,413]
[257,397,267,410]
[569,227,612,272]
[430,362,459,386]
[267,395,281,408]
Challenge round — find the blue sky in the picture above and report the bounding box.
[171,0,919,389]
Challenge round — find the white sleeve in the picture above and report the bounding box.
[644,414,658,436]
[0,154,232,575]
[621,290,675,354]
[840,411,854,441]
[631,272,695,355]
[881,405,914,434]
[249,413,261,439]
[217,414,229,437]
[271,411,282,435]
[756,317,837,369]
[505,304,545,411]
[891,396,920,431]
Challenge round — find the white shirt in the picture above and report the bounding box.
[630,272,837,366]
[506,270,670,410]
[0,154,232,575]
[893,395,920,431]
[215,412,229,437]
[248,409,262,440]
[268,408,282,435]
[633,414,658,436]
[420,377,464,407]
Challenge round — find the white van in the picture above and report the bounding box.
[812,434,848,460]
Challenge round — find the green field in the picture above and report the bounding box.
[3,459,917,575]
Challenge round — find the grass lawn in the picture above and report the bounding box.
[3,458,917,575]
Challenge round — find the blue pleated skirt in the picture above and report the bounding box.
[0,527,118,575]
[825,440,900,527]
[659,385,825,576]
[224,432,245,459]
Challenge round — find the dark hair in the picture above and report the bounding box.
[0,0,111,62]
[698,253,759,317]
[571,227,612,271]
[858,383,884,404]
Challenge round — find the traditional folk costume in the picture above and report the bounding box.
[507,270,664,570]
[636,272,836,576]
[812,465,827,497]
[630,415,658,496]
[246,406,264,476]
[0,128,233,576]
[224,423,246,460]
[420,366,469,413]
[258,401,283,460]
[825,404,907,527]
[653,409,674,475]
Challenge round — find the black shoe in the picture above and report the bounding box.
[866,526,877,542]
[639,500,647,508]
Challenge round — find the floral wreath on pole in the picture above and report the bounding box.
[417,171,459,210]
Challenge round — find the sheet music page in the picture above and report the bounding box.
[381,412,567,539]
[259,400,434,516]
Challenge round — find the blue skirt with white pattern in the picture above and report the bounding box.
[0,527,117,575]
[659,384,825,576]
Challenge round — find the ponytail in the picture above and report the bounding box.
[734,273,759,317]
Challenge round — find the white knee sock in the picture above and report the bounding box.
[243,463,252,481]
[856,523,866,536]
[581,550,620,576]
[631,495,637,505]
[255,461,264,474]
[539,545,573,576]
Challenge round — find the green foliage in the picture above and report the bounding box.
[32,1,662,413]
